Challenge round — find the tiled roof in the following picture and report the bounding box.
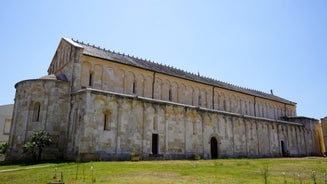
[70,38,296,105]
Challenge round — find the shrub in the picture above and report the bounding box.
[0,142,8,154]
[23,130,52,161]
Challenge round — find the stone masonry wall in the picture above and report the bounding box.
[67,89,319,161]
[321,117,327,155]
[6,79,70,161]
[74,55,296,121]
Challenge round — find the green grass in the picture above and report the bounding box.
[0,157,326,183]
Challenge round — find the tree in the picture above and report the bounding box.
[23,130,52,162]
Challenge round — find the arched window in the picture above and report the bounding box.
[132,81,137,94]
[204,91,207,107]
[88,71,93,87]
[32,102,41,122]
[168,89,172,101]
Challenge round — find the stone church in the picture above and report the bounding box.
[6,38,324,161]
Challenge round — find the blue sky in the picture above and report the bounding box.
[0,0,326,119]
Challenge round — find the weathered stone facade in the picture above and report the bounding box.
[321,117,327,155]
[8,77,70,160]
[6,38,324,161]
[0,104,13,144]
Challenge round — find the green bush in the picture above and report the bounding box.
[0,142,8,154]
[23,130,52,161]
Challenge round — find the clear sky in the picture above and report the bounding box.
[0,1,326,119]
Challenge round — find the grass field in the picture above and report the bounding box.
[0,157,326,184]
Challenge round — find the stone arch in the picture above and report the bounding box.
[93,64,103,89]
[199,88,207,107]
[102,65,114,91]
[206,88,212,109]
[94,96,106,104]
[116,68,125,93]
[273,104,278,119]
[153,77,163,100]
[171,81,178,102]
[144,74,152,97]
[94,97,106,115]
[163,79,171,101]
[262,103,268,118]
[245,98,251,115]
[193,86,200,106]
[208,134,220,159]
[81,61,92,87]
[125,71,136,94]
[31,101,41,122]
[30,85,44,96]
[185,85,194,105]
[102,98,119,130]
[154,77,162,100]
[230,94,237,113]
[136,73,144,96]
[221,93,227,111]
[144,104,156,131]
[214,91,219,110]
[178,83,186,104]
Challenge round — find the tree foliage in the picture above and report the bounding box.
[23,130,52,161]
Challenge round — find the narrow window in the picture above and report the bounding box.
[88,72,93,87]
[132,81,136,94]
[168,89,172,101]
[198,95,202,106]
[152,134,159,155]
[32,102,41,122]
[204,91,207,107]
[104,113,110,130]
[245,102,248,115]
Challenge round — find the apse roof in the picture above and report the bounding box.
[67,38,296,105]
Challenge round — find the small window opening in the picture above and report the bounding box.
[245,102,248,114]
[132,81,136,94]
[204,91,207,107]
[198,95,202,106]
[104,113,110,130]
[153,116,157,130]
[89,72,93,87]
[32,102,41,122]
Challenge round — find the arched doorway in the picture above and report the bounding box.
[210,137,218,159]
